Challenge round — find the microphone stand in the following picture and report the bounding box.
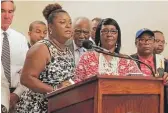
[95,49,155,77]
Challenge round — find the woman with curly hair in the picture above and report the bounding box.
[16,3,74,112]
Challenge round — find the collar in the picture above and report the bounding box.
[138,54,154,62]
[73,40,79,51]
[73,40,86,51]
[89,37,95,44]
[1,28,11,36]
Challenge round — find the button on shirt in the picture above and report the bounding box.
[1,28,28,96]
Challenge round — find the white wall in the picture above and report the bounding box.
[11,1,168,56]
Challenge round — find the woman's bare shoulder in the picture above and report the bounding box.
[26,43,50,61]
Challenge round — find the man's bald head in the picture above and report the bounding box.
[73,17,91,30]
[29,21,46,31]
[73,17,91,47]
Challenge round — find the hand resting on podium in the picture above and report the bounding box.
[51,79,75,92]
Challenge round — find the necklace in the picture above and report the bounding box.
[51,40,66,51]
[99,53,119,75]
[47,39,68,57]
[48,35,67,51]
[48,39,75,67]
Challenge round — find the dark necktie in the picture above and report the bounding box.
[1,32,11,84]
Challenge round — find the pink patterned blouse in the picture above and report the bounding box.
[74,51,142,83]
[138,55,155,76]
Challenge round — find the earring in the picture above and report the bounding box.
[115,43,118,48]
[49,30,52,35]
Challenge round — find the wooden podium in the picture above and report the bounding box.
[46,76,164,113]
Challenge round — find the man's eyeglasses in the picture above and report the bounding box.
[101,29,118,35]
[74,29,90,35]
[155,39,167,45]
[138,38,155,44]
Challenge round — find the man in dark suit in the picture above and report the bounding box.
[153,30,168,113]
[68,17,91,65]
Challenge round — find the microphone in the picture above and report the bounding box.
[82,40,111,53]
[82,40,155,77]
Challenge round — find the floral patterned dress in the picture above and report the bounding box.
[16,39,75,113]
[74,51,142,83]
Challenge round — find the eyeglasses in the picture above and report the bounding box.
[74,29,90,35]
[101,29,118,35]
[155,39,167,45]
[138,38,155,44]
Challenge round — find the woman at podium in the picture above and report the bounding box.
[74,18,142,82]
[15,3,74,113]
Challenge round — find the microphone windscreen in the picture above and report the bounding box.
[82,40,93,49]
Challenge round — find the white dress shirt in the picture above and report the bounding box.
[1,63,10,112]
[1,28,28,97]
[73,41,86,65]
[89,37,95,44]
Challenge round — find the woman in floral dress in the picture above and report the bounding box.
[16,3,74,112]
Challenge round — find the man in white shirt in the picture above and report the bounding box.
[89,17,102,44]
[69,17,91,65]
[1,64,10,113]
[1,1,28,111]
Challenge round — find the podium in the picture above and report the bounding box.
[46,75,164,113]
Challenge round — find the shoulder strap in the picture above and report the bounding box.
[38,39,56,58]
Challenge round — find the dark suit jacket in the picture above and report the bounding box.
[165,59,168,73]
[68,41,75,57]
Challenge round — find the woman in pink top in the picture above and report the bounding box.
[74,18,142,82]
